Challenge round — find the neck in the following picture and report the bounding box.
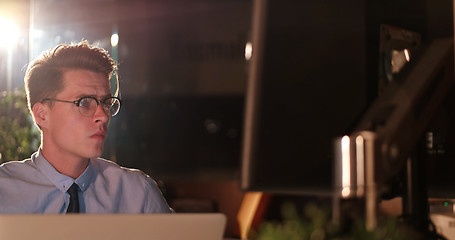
[40,146,89,179]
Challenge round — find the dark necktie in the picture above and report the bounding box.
[66,183,80,213]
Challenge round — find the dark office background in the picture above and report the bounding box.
[0,0,453,184]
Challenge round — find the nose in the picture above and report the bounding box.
[93,103,109,123]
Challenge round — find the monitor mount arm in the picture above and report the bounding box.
[333,38,454,235]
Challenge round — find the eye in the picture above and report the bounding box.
[78,97,93,108]
[103,98,113,107]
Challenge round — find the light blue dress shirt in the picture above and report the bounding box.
[0,150,172,213]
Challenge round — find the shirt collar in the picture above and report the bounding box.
[32,149,94,193]
[75,162,94,192]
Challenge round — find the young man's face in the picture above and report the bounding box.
[44,69,111,160]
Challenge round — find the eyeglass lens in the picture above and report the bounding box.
[77,97,120,117]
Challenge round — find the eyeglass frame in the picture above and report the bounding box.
[40,96,121,117]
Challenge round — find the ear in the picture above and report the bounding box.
[32,102,50,129]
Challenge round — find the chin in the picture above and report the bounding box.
[85,148,104,159]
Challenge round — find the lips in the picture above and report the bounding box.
[90,131,106,140]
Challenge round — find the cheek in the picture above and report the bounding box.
[51,111,86,135]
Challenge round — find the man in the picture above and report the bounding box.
[0,41,172,213]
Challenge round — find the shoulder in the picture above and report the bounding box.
[0,158,45,186]
[90,158,154,184]
[0,159,35,176]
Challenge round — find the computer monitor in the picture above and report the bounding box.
[240,0,451,197]
[241,0,371,195]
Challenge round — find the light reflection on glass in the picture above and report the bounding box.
[244,41,252,60]
[341,135,351,198]
[391,48,410,74]
[356,135,364,196]
[404,48,410,62]
[342,187,350,197]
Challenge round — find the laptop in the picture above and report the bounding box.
[0,213,226,240]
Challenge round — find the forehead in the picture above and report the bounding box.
[58,69,110,98]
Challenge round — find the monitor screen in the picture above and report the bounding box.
[240,0,369,195]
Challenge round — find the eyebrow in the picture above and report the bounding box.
[74,94,112,100]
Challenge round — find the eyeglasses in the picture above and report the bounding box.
[41,96,121,117]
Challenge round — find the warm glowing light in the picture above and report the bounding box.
[356,135,365,196]
[404,48,410,62]
[0,18,19,48]
[245,42,252,60]
[341,135,351,197]
[111,33,119,47]
[237,192,263,240]
[391,49,411,74]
